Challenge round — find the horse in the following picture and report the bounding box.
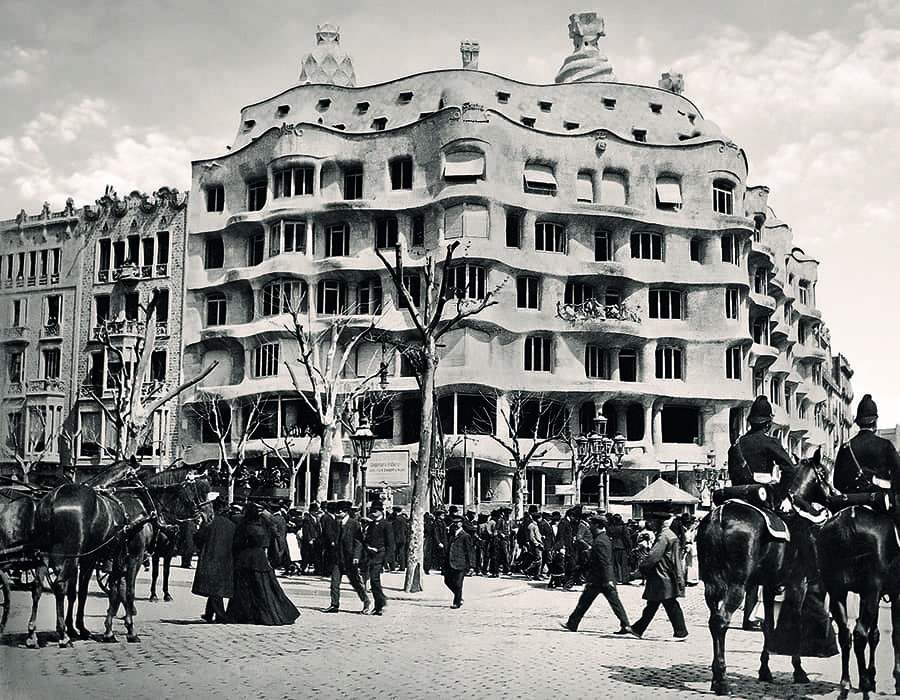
[142,466,213,603]
[33,462,209,647]
[696,449,837,695]
[816,495,900,698]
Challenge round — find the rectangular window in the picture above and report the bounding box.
[585,346,610,379]
[516,277,539,309]
[248,180,267,211]
[649,289,683,319]
[248,233,265,266]
[11,298,26,326]
[389,157,413,190]
[600,171,627,206]
[269,223,281,257]
[8,349,24,383]
[402,274,421,308]
[317,280,348,315]
[594,230,610,262]
[79,411,101,457]
[523,164,557,195]
[253,343,279,377]
[94,295,110,327]
[752,317,769,344]
[207,293,226,326]
[524,336,551,372]
[206,185,225,212]
[713,181,734,215]
[620,349,638,382]
[576,171,594,203]
[205,236,224,269]
[630,231,662,260]
[564,281,594,305]
[411,215,425,246]
[655,177,682,211]
[325,223,349,256]
[770,377,783,406]
[343,166,363,199]
[726,346,742,380]
[357,278,383,314]
[535,221,565,253]
[446,264,486,301]
[45,294,61,325]
[655,346,683,379]
[505,213,521,247]
[721,234,740,264]
[444,203,489,239]
[274,167,314,198]
[42,347,61,379]
[798,280,810,306]
[375,217,399,249]
[725,287,740,320]
[754,267,768,295]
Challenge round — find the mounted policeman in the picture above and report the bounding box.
[832,394,900,516]
[728,395,796,511]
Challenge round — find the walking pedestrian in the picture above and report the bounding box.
[191,496,236,623]
[561,514,636,635]
[443,515,475,608]
[362,500,394,616]
[630,512,688,640]
[322,501,371,614]
[225,501,300,626]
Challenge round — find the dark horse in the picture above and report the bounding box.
[145,466,212,603]
[33,462,209,647]
[697,450,837,695]
[817,498,900,698]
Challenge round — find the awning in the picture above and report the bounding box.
[523,164,557,190]
[576,173,594,202]
[656,179,683,205]
[444,151,485,178]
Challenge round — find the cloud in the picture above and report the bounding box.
[0,46,46,87]
[23,97,109,144]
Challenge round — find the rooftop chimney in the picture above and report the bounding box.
[460,40,480,70]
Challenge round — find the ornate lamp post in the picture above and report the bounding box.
[350,420,375,519]
[575,414,626,511]
[693,449,726,507]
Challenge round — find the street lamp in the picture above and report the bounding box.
[350,420,375,519]
[575,413,627,511]
[693,449,726,506]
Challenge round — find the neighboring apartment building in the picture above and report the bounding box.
[70,188,188,477]
[0,200,80,481]
[179,15,855,509]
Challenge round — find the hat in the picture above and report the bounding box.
[308,502,320,513]
[748,395,774,425]
[465,509,476,517]
[369,500,384,512]
[337,500,353,513]
[589,514,608,527]
[448,505,459,515]
[856,394,878,426]
[648,511,674,520]
[392,505,403,512]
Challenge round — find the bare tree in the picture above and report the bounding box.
[260,431,315,506]
[189,392,268,503]
[283,303,386,503]
[476,391,570,519]
[86,289,218,463]
[0,398,60,482]
[375,241,498,593]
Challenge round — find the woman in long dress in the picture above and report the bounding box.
[225,502,300,626]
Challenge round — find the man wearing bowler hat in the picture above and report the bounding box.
[322,501,371,614]
[362,500,394,615]
[561,514,636,635]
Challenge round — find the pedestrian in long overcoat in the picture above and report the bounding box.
[631,513,688,639]
[443,516,475,608]
[191,498,236,622]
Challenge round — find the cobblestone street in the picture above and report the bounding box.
[0,566,891,699]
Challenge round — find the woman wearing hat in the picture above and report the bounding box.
[225,502,300,625]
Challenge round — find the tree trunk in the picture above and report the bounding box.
[515,464,526,520]
[403,345,437,594]
[227,473,235,504]
[315,426,336,502]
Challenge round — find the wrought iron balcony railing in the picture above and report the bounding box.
[556,299,642,324]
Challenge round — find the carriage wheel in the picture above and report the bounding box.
[0,570,11,634]
[95,568,110,594]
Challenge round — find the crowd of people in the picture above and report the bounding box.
[188,491,699,630]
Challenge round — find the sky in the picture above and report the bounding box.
[1,0,899,426]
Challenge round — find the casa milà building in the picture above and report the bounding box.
[179,15,852,509]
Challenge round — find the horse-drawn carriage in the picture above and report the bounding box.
[0,462,211,646]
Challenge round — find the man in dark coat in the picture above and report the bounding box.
[362,500,394,615]
[630,512,688,640]
[728,395,795,493]
[268,504,289,572]
[319,501,339,577]
[323,501,370,614]
[443,515,475,608]
[833,394,900,496]
[191,497,236,623]
[390,506,409,571]
[554,507,579,587]
[300,502,322,574]
[562,514,635,635]
[607,513,631,584]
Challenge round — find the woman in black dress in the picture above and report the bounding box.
[226,502,300,625]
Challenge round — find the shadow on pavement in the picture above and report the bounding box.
[606,662,836,699]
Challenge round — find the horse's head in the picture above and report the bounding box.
[144,467,211,522]
[790,448,838,508]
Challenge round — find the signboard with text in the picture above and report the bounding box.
[365,450,410,487]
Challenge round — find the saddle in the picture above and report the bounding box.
[713,486,790,541]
